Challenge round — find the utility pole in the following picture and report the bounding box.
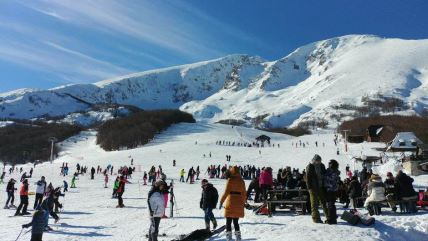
[341,129,351,153]
[48,137,58,163]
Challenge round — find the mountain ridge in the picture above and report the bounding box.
[1,34,428,128]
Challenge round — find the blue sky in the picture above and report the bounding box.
[1,0,428,93]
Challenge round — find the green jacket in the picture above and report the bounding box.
[306,162,326,192]
[113,180,119,190]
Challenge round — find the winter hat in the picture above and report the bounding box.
[329,159,339,170]
[312,154,322,162]
[154,180,166,188]
[386,172,393,177]
[370,174,381,181]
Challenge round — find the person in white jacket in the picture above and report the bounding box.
[33,176,46,209]
[364,174,386,208]
[148,180,167,241]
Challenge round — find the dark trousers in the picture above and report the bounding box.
[149,217,161,241]
[226,217,239,232]
[326,191,337,222]
[204,208,215,223]
[260,184,271,201]
[16,195,28,214]
[6,191,14,206]
[117,192,123,206]
[30,233,43,241]
[34,193,44,209]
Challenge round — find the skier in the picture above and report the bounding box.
[173,160,176,167]
[22,205,47,241]
[112,177,119,198]
[305,154,328,223]
[219,166,246,241]
[63,180,68,192]
[323,159,340,224]
[15,179,30,216]
[148,180,167,241]
[116,175,130,208]
[143,172,148,185]
[200,179,218,230]
[40,189,61,230]
[0,171,5,184]
[4,178,17,209]
[104,173,109,188]
[91,167,96,180]
[196,166,200,180]
[70,175,77,188]
[179,169,185,182]
[34,176,47,209]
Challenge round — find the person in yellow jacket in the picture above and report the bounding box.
[219,166,246,241]
[179,169,185,182]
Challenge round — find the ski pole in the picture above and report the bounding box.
[14,228,24,241]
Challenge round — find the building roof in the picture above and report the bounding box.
[387,132,423,151]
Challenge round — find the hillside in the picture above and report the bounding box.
[1,35,428,128]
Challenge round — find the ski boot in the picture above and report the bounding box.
[205,221,210,231]
[3,205,9,209]
[9,204,16,208]
[225,231,233,241]
[22,211,31,215]
[235,231,242,241]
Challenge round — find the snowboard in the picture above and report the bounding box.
[350,210,375,226]
[172,225,226,241]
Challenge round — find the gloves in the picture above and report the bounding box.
[22,224,29,228]
[219,203,223,210]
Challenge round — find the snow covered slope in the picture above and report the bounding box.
[0,123,427,241]
[1,35,428,127]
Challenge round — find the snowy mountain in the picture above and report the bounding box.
[1,35,428,128]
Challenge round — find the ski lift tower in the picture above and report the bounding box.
[48,137,58,163]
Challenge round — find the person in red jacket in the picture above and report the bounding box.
[15,179,30,216]
[259,167,273,201]
[116,176,130,208]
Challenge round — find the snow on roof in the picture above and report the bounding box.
[387,132,423,150]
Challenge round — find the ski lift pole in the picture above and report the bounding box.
[169,180,174,218]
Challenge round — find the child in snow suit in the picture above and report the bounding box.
[179,169,185,182]
[148,180,167,241]
[116,176,129,208]
[63,180,68,192]
[70,175,77,188]
[22,206,47,241]
[104,174,109,188]
[112,177,119,198]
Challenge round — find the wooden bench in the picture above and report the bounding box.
[266,189,308,217]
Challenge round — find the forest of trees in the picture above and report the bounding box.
[0,121,82,165]
[96,109,195,151]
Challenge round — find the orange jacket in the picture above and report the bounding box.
[220,166,247,218]
[19,183,28,196]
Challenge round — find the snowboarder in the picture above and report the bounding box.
[15,179,30,216]
[22,205,47,241]
[306,154,328,223]
[33,176,47,209]
[5,178,17,209]
[200,179,218,230]
[219,166,246,241]
[148,180,167,241]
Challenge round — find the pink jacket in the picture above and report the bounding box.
[259,170,273,187]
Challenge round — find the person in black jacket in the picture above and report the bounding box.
[5,178,17,209]
[348,175,362,210]
[22,206,46,241]
[395,170,417,212]
[246,177,260,202]
[90,167,96,180]
[200,179,218,230]
[40,190,60,230]
[384,172,398,212]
